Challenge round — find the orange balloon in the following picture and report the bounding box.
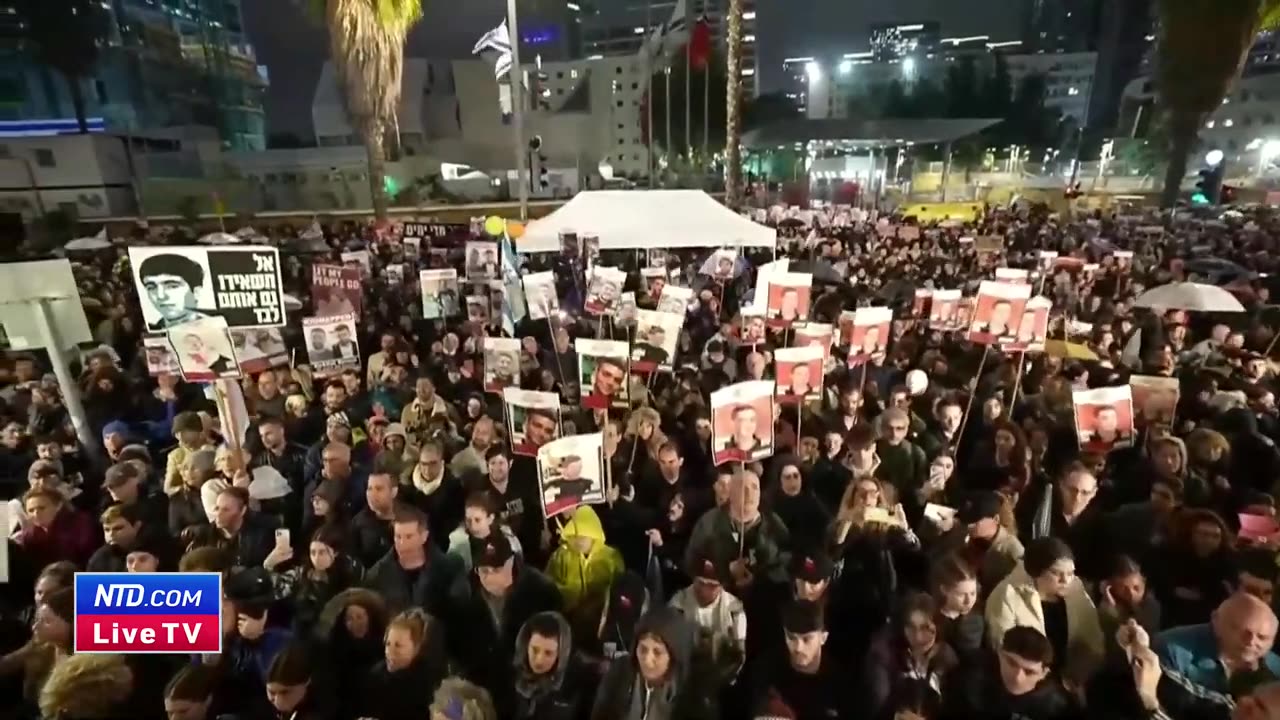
[506,221,526,239]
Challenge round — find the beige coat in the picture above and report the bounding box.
[984,563,1105,682]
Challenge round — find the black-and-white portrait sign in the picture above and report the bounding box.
[129,246,286,331]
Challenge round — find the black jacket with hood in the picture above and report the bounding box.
[589,607,717,720]
[514,611,591,720]
[311,588,389,720]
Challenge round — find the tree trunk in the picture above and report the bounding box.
[64,72,89,134]
[1160,110,1201,209]
[363,123,389,220]
[723,0,743,207]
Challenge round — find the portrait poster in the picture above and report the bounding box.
[1037,250,1058,271]
[1130,375,1180,427]
[165,316,242,383]
[968,281,1032,346]
[465,241,501,281]
[710,380,776,465]
[642,268,667,299]
[765,272,813,326]
[129,246,286,331]
[1072,385,1136,453]
[774,345,823,404]
[1114,250,1134,274]
[504,387,562,457]
[302,314,360,377]
[230,327,288,375]
[617,292,638,326]
[402,236,421,259]
[631,309,683,373]
[793,321,833,359]
[143,336,180,377]
[340,250,372,278]
[646,248,667,269]
[975,236,1004,255]
[955,297,975,333]
[912,289,932,319]
[845,306,892,365]
[483,337,521,394]
[1002,296,1052,353]
[584,266,626,316]
[656,284,693,316]
[310,264,362,317]
[420,269,462,319]
[523,271,559,321]
[576,339,630,409]
[701,248,739,281]
[739,309,767,346]
[995,267,1030,284]
[928,289,960,330]
[466,295,492,325]
[536,432,606,518]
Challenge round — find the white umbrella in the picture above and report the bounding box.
[198,232,241,245]
[64,235,110,251]
[1133,282,1245,313]
[283,293,302,311]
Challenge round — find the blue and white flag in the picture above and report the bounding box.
[642,0,690,63]
[473,21,513,79]
[499,230,526,334]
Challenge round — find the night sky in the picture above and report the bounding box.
[244,0,1024,139]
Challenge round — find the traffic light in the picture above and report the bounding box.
[1194,161,1225,205]
[528,136,549,192]
[530,71,551,111]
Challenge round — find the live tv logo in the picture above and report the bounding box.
[73,572,222,654]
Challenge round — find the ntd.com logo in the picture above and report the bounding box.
[74,573,221,654]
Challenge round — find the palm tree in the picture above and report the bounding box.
[15,0,109,134]
[1156,0,1280,207]
[723,0,744,206]
[312,0,423,220]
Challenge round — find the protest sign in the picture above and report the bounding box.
[576,339,630,409]
[775,345,823,403]
[537,433,606,518]
[631,309,683,373]
[420,269,461,319]
[504,388,562,456]
[166,316,242,382]
[143,337,180,377]
[302,314,360,377]
[310,264,362,316]
[465,241,501,280]
[230,327,288,375]
[711,380,776,465]
[968,281,1031,346]
[483,337,521,393]
[585,266,626,316]
[1072,385,1135,453]
[129,246,286,330]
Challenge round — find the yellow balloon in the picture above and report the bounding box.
[506,221,525,239]
[484,216,505,236]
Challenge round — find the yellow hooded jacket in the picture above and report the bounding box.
[546,505,624,613]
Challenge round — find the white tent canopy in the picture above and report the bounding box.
[520,190,776,253]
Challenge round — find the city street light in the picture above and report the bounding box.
[805,61,821,81]
[902,56,917,79]
[1205,149,1225,166]
[838,59,853,75]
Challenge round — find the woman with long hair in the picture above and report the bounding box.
[1148,508,1235,628]
[864,593,960,720]
[0,586,75,717]
[266,523,363,633]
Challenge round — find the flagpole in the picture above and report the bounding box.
[645,0,654,188]
[685,3,694,163]
[505,0,529,220]
[665,67,672,175]
[703,37,710,176]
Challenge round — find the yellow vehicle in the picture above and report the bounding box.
[898,202,984,223]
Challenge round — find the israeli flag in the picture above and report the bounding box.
[473,21,513,80]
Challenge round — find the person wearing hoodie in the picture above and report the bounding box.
[360,608,449,720]
[768,458,831,555]
[163,411,212,496]
[546,505,625,627]
[589,606,715,720]
[311,588,388,720]
[513,611,590,720]
[668,552,747,690]
[373,421,413,479]
[448,490,524,572]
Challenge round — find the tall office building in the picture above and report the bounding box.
[1024,0,1103,53]
[0,0,267,149]
[868,21,941,62]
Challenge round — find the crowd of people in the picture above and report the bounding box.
[4,202,1280,720]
